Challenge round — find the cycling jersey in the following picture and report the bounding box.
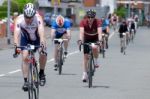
[15,14,41,48]
[80,18,101,41]
[51,18,71,36]
[118,22,128,38]
[102,19,109,31]
[80,18,102,54]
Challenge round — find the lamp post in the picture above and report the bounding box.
[128,0,131,17]
[7,0,11,44]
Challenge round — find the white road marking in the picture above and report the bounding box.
[109,31,115,39]
[0,50,80,77]
[8,69,21,74]
[0,30,115,77]
[0,74,5,77]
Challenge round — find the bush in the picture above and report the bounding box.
[114,6,127,19]
[0,0,36,18]
[0,11,7,19]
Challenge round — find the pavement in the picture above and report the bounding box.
[0,26,78,50]
[0,36,14,50]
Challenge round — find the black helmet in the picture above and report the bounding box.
[86,9,96,18]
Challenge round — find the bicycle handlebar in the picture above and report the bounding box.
[13,44,45,58]
[79,42,101,52]
[53,38,68,43]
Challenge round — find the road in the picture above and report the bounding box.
[0,26,150,99]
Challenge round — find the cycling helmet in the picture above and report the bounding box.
[86,9,96,18]
[23,3,36,18]
[56,15,65,27]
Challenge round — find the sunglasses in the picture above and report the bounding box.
[87,16,95,19]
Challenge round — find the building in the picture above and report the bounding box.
[37,0,116,25]
[117,0,150,25]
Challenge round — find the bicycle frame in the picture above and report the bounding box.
[54,38,68,75]
[130,29,135,42]
[101,33,106,58]
[88,44,95,88]
[120,33,126,55]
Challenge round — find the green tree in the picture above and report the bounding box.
[114,6,127,20]
[0,0,35,18]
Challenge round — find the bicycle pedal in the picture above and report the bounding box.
[22,86,28,92]
[39,80,46,86]
[54,68,57,71]
[34,82,39,88]
[82,79,87,83]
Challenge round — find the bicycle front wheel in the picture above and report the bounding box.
[28,63,39,99]
[102,40,105,58]
[58,47,63,75]
[33,63,39,99]
[88,56,93,88]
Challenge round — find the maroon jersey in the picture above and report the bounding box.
[80,18,102,41]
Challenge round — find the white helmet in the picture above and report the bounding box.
[23,3,36,18]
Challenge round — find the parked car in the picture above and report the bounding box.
[44,13,51,26]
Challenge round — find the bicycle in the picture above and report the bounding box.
[54,38,68,75]
[13,44,45,99]
[120,33,126,55]
[100,33,107,58]
[130,29,135,42]
[79,42,100,88]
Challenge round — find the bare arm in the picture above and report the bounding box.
[37,14,46,45]
[14,18,20,46]
[79,27,84,42]
[50,28,56,41]
[66,29,71,40]
[97,27,102,41]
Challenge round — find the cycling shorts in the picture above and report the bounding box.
[20,32,40,51]
[83,39,98,54]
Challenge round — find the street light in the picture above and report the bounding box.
[7,0,11,44]
[128,0,131,17]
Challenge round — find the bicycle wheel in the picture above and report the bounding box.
[130,30,134,42]
[123,36,126,55]
[58,47,63,75]
[88,56,93,88]
[33,62,39,99]
[28,63,39,99]
[102,40,105,58]
[28,63,34,99]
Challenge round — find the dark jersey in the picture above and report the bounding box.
[80,18,101,41]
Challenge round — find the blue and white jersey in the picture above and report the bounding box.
[51,18,71,34]
[102,19,109,30]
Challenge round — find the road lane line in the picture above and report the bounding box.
[8,69,21,74]
[0,50,80,77]
[0,74,5,77]
[109,31,115,39]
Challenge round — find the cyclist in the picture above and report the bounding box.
[101,16,110,49]
[111,13,118,31]
[13,3,47,91]
[51,15,71,71]
[145,13,150,27]
[78,9,102,82]
[127,17,136,35]
[118,19,128,52]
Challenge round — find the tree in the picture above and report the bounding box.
[114,6,127,20]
